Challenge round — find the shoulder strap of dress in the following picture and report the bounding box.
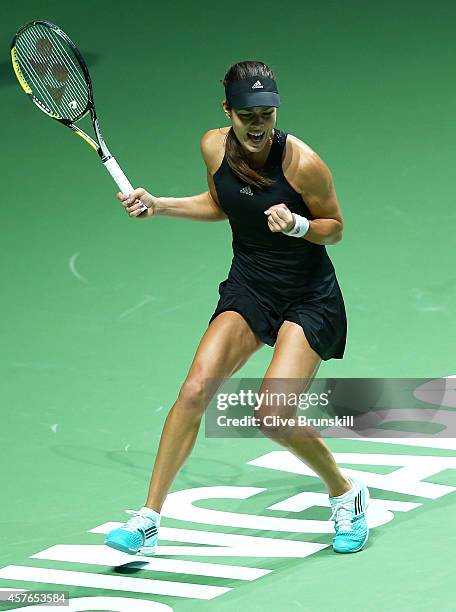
[267,128,287,166]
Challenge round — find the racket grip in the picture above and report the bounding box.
[103,157,148,213]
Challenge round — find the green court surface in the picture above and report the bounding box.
[1,1,456,610]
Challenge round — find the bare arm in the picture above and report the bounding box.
[264,152,344,245]
[299,154,344,245]
[157,188,226,222]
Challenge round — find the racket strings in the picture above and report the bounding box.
[29,27,86,107]
[37,26,88,104]
[18,26,87,117]
[21,25,87,111]
[15,24,89,121]
[16,30,61,113]
[17,31,86,119]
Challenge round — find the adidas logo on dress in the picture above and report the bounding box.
[240,185,254,196]
[251,80,263,89]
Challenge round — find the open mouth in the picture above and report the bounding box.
[247,131,265,145]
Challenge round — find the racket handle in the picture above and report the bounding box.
[103,157,148,213]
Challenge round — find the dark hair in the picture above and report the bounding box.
[222,60,277,189]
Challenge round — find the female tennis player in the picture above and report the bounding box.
[105,61,369,555]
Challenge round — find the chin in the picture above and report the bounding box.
[244,138,267,152]
[244,142,263,151]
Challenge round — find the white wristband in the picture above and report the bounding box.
[283,213,310,238]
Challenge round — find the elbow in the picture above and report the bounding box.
[329,221,344,244]
[324,235,341,245]
[331,230,343,244]
[323,227,343,245]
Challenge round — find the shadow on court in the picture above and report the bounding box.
[49,444,245,486]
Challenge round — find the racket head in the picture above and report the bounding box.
[11,20,93,123]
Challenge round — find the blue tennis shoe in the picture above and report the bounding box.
[329,477,369,553]
[104,507,160,556]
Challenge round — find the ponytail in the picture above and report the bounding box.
[224,126,275,189]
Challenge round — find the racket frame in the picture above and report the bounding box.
[11,20,146,210]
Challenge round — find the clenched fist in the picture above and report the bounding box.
[264,203,295,233]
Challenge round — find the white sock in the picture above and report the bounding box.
[140,506,161,523]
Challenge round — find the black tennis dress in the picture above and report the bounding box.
[209,128,347,360]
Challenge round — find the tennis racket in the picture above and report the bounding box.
[11,20,147,214]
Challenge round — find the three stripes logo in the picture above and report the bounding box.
[140,525,158,545]
[240,185,254,196]
[251,80,263,89]
[144,526,158,539]
[354,491,363,515]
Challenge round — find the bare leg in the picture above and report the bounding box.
[145,312,263,512]
[257,321,351,498]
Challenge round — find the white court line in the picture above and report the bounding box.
[0,566,230,600]
[152,295,210,317]
[119,295,157,319]
[31,544,271,580]
[69,252,88,283]
[419,305,449,313]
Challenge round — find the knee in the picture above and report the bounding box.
[255,409,289,445]
[178,376,207,412]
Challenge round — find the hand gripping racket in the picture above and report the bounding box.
[11,20,147,214]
